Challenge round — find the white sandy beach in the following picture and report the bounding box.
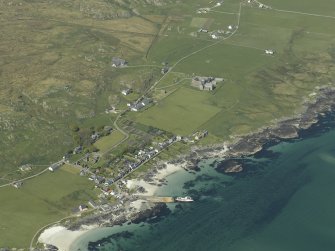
[126,162,185,196]
[38,162,185,250]
[38,225,97,251]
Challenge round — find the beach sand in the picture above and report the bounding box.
[38,162,185,250]
[126,162,185,196]
[38,225,97,251]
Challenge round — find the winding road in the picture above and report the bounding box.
[26,0,335,248]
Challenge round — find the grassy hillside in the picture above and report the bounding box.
[1,0,335,247]
[0,0,165,176]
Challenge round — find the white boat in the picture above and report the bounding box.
[175,196,194,202]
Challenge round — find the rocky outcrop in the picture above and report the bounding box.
[130,203,170,224]
[216,160,243,174]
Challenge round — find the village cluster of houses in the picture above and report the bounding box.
[192,76,224,91]
[73,132,206,199]
[74,190,129,215]
[128,135,179,174]
[122,135,180,174]
[127,97,152,112]
[81,135,180,202]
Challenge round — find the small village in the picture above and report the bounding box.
[13,116,209,217]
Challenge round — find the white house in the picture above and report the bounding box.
[48,162,62,172]
[20,164,32,172]
[211,34,218,39]
[265,49,274,55]
[13,181,23,189]
[131,106,139,112]
[79,204,88,211]
[121,89,132,96]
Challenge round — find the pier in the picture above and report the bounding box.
[139,196,175,203]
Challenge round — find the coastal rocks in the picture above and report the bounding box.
[112,215,127,226]
[137,186,147,193]
[223,164,243,173]
[216,160,243,174]
[195,87,335,162]
[229,138,264,157]
[68,203,170,233]
[88,231,134,251]
[130,203,170,224]
[165,88,335,183]
[271,124,299,139]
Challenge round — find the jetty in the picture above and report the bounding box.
[139,196,175,203]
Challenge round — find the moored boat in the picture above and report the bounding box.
[175,196,194,202]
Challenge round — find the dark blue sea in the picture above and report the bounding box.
[71,113,335,251]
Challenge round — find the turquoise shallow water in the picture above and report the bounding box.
[71,114,335,251]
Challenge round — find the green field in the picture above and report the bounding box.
[139,0,335,139]
[0,167,95,247]
[94,131,126,152]
[136,87,221,135]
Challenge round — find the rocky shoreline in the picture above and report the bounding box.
[87,87,334,225]
[39,86,335,250]
[66,202,170,232]
[189,86,335,173]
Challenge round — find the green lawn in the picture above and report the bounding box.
[94,130,125,152]
[136,87,221,135]
[0,167,95,248]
